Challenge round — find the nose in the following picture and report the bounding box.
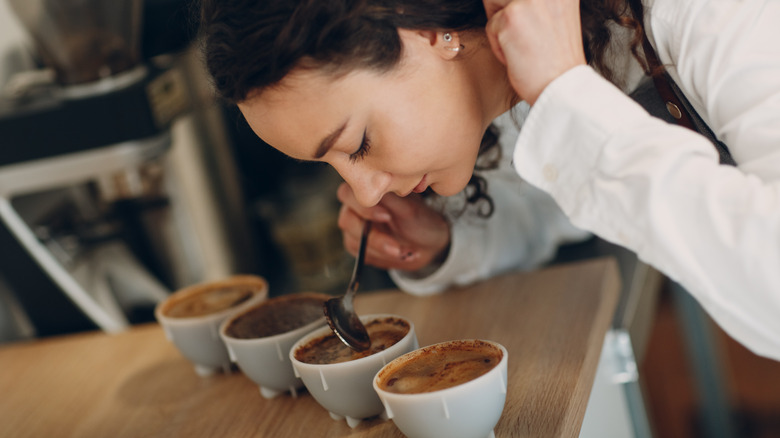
[336,165,392,207]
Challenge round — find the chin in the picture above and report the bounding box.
[428,166,476,197]
[430,180,470,197]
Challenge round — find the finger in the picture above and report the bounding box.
[370,251,428,271]
[369,222,404,259]
[341,214,404,259]
[375,192,421,221]
[362,247,424,271]
[338,204,400,258]
[362,246,400,270]
[483,0,511,19]
[343,230,396,270]
[337,204,365,244]
[485,10,508,65]
[348,223,427,271]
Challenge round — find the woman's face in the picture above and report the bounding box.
[239,30,507,207]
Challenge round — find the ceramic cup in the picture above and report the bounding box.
[289,314,418,428]
[219,292,330,399]
[373,339,508,438]
[155,275,268,376]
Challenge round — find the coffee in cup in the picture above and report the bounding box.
[289,314,419,428]
[293,316,410,365]
[155,275,268,376]
[376,339,503,394]
[224,292,328,338]
[219,292,330,398]
[373,340,508,438]
[162,285,258,319]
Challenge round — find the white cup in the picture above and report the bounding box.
[373,339,508,438]
[155,275,268,376]
[289,314,418,428]
[219,292,330,399]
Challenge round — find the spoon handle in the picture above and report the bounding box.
[347,221,372,298]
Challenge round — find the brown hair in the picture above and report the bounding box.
[199,0,648,216]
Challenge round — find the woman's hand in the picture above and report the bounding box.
[483,0,587,105]
[336,183,451,272]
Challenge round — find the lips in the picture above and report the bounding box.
[412,175,428,194]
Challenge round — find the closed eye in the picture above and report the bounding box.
[349,129,371,163]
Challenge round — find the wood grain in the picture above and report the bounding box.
[0,257,619,438]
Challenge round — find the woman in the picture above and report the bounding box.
[199,0,780,360]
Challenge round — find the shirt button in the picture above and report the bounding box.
[666,102,682,119]
[542,164,558,183]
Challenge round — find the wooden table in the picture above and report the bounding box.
[0,257,620,438]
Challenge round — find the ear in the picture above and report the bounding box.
[397,29,462,60]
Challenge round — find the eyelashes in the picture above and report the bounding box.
[348,129,371,163]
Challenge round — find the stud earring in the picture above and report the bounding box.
[442,33,460,52]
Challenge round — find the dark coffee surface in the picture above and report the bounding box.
[225,294,327,339]
[164,287,256,318]
[295,317,410,365]
[378,340,502,394]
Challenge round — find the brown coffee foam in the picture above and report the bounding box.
[377,340,502,394]
[161,276,267,319]
[224,292,329,339]
[294,317,410,365]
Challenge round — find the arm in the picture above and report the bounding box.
[506,0,780,359]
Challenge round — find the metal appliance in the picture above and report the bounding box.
[0,0,256,337]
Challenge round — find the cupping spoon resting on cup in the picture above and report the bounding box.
[323,221,372,351]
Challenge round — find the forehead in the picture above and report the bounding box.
[238,69,353,156]
[238,65,414,159]
[242,68,341,123]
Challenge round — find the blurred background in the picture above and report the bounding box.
[0,1,778,438]
[0,0,392,342]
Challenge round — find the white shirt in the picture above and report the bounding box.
[393,0,780,361]
[513,0,780,360]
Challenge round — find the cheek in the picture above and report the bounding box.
[373,86,486,176]
[384,115,481,165]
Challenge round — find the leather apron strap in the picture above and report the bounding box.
[640,31,736,166]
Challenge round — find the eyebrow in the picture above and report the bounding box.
[313,120,348,159]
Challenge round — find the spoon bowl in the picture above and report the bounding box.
[324,221,372,351]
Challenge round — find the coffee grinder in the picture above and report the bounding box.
[0,0,206,336]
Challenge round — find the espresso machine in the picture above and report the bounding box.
[0,0,258,338]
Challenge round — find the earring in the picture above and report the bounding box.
[443,33,460,52]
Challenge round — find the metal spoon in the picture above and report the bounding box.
[323,221,372,351]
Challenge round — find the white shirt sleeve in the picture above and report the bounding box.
[512,0,780,360]
[390,108,590,296]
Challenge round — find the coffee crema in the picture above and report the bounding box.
[377,340,503,394]
[163,286,257,318]
[225,293,328,339]
[295,317,410,365]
